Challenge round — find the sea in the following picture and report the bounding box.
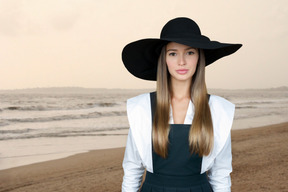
[0,87,287,170]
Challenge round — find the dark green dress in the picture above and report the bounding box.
[140,92,213,192]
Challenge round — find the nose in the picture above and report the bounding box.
[178,54,186,66]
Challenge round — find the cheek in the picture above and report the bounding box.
[189,57,199,67]
[166,63,173,75]
[165,58,174,71]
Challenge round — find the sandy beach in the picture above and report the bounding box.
[0,122,287,192]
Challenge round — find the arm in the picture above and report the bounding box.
[122,128,145,192]
[207,133,232,192]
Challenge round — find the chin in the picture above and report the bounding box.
[172,76,193,82]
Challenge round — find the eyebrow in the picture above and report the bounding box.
[166,47,196,52]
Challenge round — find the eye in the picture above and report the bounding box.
[187,51,195,55]
[168,52,177,56]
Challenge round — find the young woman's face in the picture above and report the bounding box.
[166,42,199,83]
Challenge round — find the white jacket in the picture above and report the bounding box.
[122,93,235,192]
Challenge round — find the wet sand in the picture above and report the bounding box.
[0,122,287,192]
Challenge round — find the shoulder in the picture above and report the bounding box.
[127,92,151,105]
[127,92,151,112]
[209,95,235,108]
[126,92,151,124]
[209,95,235,119]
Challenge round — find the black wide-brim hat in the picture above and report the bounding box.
[122,17,242,81]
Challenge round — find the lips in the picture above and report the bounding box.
[176,69,188,74]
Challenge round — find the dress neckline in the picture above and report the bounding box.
[169,100,193,124]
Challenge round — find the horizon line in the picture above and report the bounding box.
[0,86,287,92]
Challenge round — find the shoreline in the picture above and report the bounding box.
[0,122,287,191]
[0,134,128,171]
[1,120,287,171]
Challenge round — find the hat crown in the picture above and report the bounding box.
[160,17,201,38]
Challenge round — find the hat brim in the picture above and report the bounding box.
[122,38,242,81]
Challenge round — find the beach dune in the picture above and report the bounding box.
[0,122,287,192]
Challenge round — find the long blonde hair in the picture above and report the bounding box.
[152,45,213,158]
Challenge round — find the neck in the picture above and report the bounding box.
[170,78,191,100]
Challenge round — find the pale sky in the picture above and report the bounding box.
[0,0,287,90]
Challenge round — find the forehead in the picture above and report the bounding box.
[166,42,196,50]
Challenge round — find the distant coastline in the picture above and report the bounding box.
[0,86,287,94]
[0,87,154,94]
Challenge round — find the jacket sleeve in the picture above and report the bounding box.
[122,128,145,192]
[207,133,232,192]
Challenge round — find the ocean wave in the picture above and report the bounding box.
[0,129,34,134]
[5,111,127,123]
[4,106,50,111]
[236,101,274,105]
[0,120,9,127]
[236,106,257,109]
[0,127,129,140]
[93,102,118,107]
[234,111,284,120]
[2,102,120,112]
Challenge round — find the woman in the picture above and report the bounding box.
[121,17,242,192]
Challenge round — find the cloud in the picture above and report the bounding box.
[0,0,81,36]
